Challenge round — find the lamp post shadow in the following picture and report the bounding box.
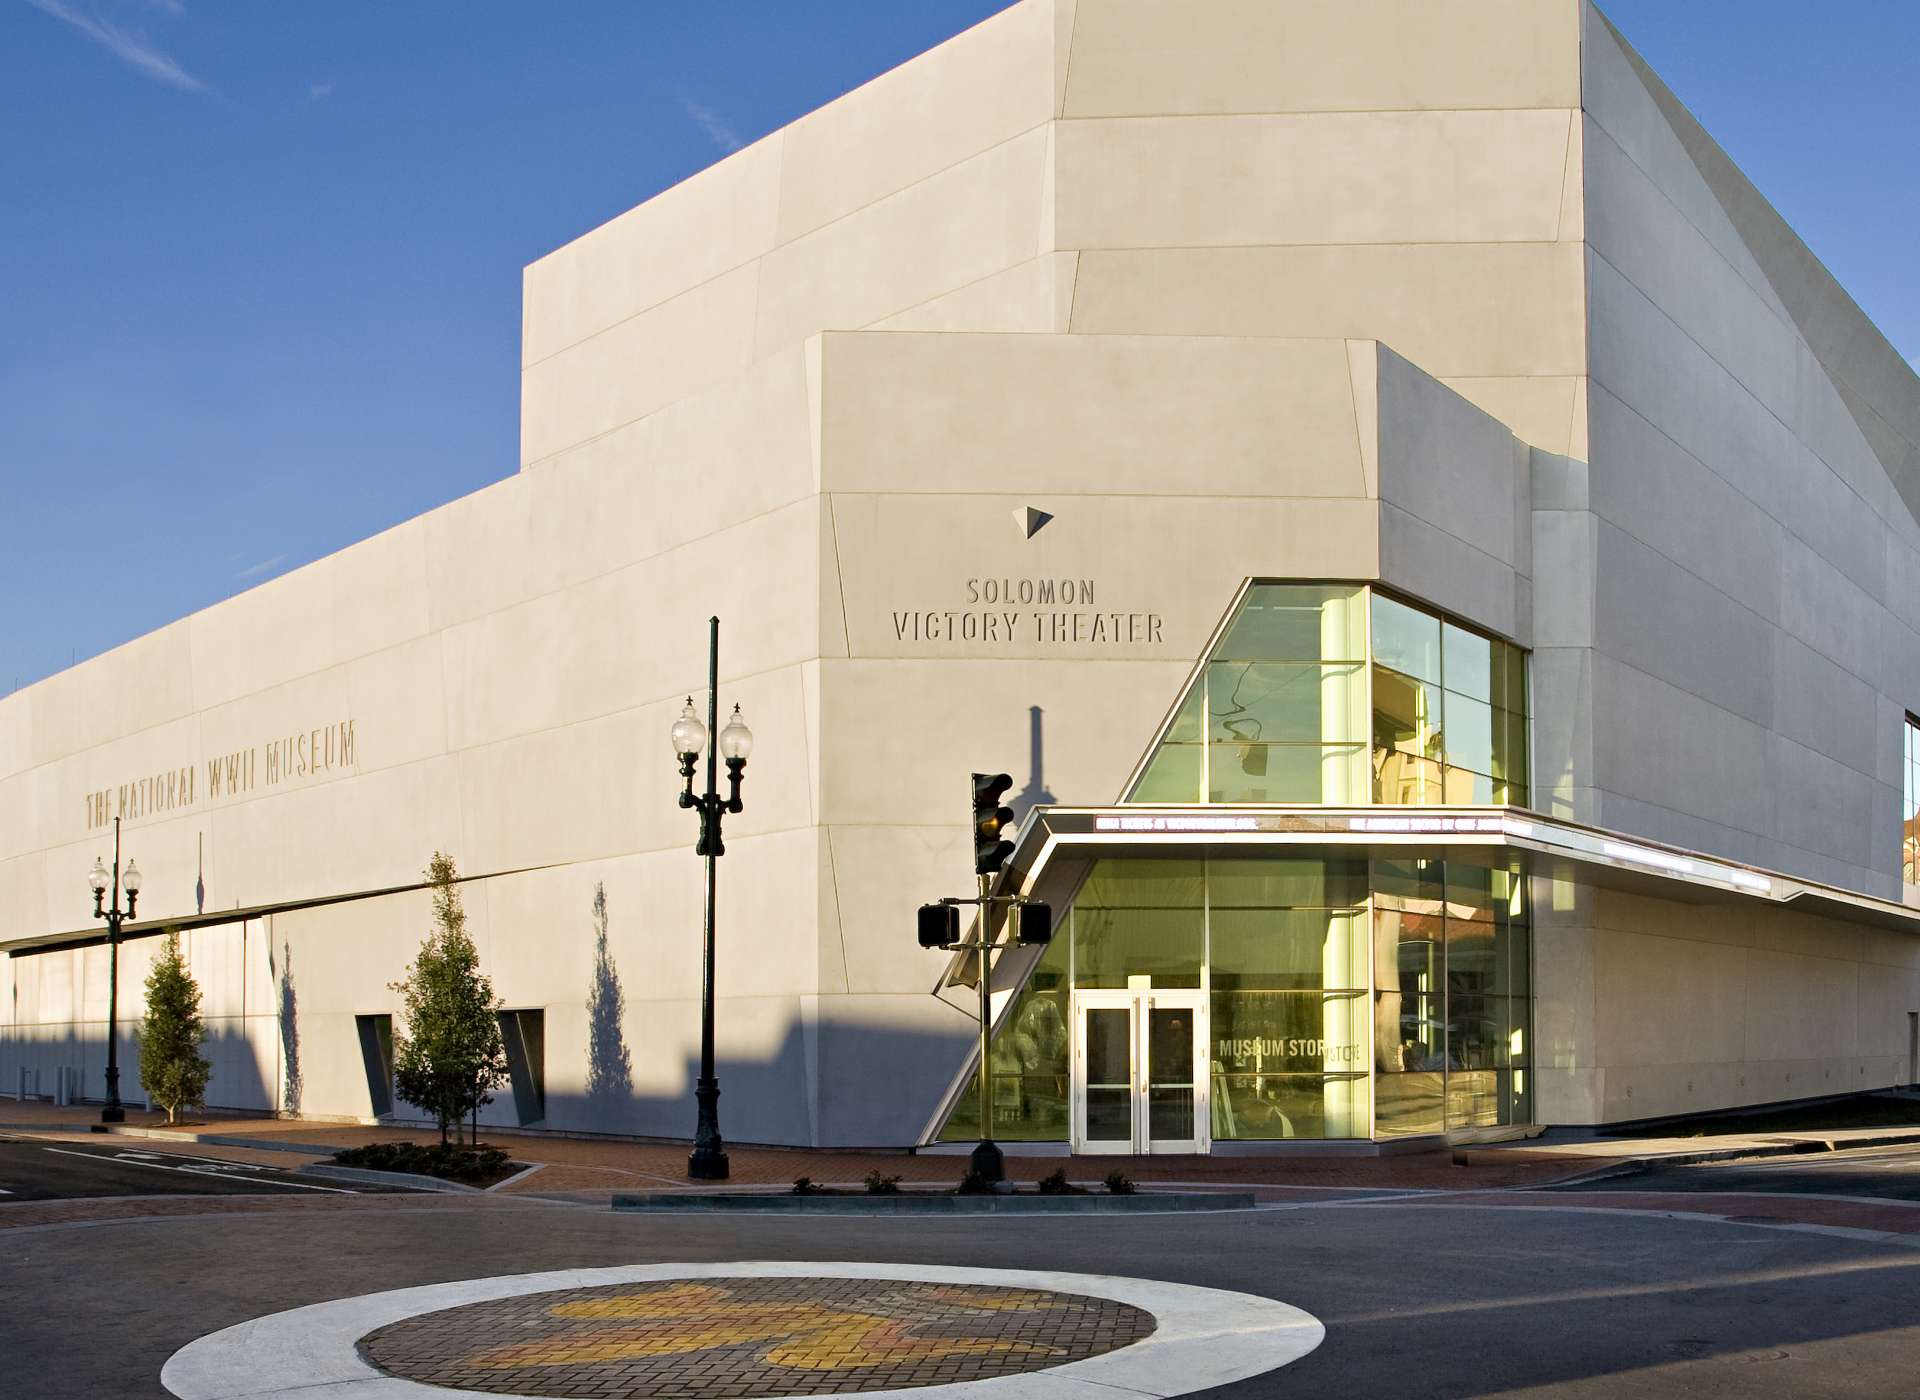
[1012,704,1057,826]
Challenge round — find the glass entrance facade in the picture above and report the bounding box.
[936,854,1532,1144]
[934,581,1535,1148]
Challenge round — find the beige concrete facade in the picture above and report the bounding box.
[5,1,1919,1144]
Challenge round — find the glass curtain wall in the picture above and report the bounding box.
[1372,858,1531,1135]
[1128,584,1527,808]
[936,855,1530,1143]
[1903,716,1920,885]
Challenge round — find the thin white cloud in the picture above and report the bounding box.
[26,0,208,94]
[235,554,286,581]
[681,97,742,154]
[308,79,335,102]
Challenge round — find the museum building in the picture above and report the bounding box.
[5,0,1920,1153]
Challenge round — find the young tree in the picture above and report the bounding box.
[389,852,508,1145]
[138,930,211,1125]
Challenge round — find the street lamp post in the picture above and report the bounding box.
[86,818,143,1125]
[671,616,754,1181]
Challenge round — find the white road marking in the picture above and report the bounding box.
[40,1147,357,1194]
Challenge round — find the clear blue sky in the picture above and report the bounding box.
[3,1,1916,694]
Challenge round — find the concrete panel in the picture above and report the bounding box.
[520,262,760,467]
[1778,534,1881,687]
[817,657,1192,826]
[1591,520,1773,729]
[868,252,1078,334]
[1770,634,1878,781]
[812,993,976,1146]
[828,490,1375,663]
[1442,377,1582,458]
[821,332,1369,499]
[1592,926,1748,1069]
[1587,252,1800,528]
[1532,510,1593,652]
[1764,733,1876,870]
[30,621,197,768]
[773,0,1054,243]
[1054,109,1571,249]
[753,127,1049,358]
[1578,17,1787,323]
[824,824,975,995]
[1590,654,1769,843]
[1585,125,1797,424]
[1072,243,1588,378]
[1793,340,1897,528]
[1743,945,1860,1064]
[1062,0,1581,117]
[186,522,430,714]
[1376,345,1525,569]
[521,347,818,582]
[522,136,784,368]
[1586,384,1784,624]
[1530,648,1594,822]
[0,692,29,781]
[1378,503,1521,644]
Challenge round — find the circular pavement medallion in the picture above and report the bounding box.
[162,1262,1325,1400]
[358,1276,1156,1396]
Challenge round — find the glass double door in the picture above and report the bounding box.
[1072,990,1209,1155]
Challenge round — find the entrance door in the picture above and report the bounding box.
[1071,990,1208,1155]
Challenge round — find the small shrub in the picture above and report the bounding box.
[1104,1168,1136,1196]
[330,1141,514,1187]
[791,1176,823,1196]
[956,1167,998,1195]
[863,1170,902,1195]
[1036,1167,1081,1195]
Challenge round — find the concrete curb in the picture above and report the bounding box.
[612,1190,1256,1214]
[295,1163,479,1194]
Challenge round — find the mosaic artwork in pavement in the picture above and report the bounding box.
[357,1275,1158,1396]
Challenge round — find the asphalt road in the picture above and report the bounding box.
[1571,1142,1920,1201]
[0,1134,404,1200]
[4,1189,1918,1398]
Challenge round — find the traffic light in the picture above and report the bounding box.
[917,902,960,949]
[972,772,1015,876]
[1012,900,1052,946]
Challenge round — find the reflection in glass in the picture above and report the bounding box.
[1130,583,1528,812]
[1442,621,1492,702]
[1372,594,1442,683]
[1148,1006,1196,1141]
[1084,1007,1133,1142]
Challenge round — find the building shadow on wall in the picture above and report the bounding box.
[1,1021,276,1121]
[279,941,301,1118]
[1012,704,1057,825]
[584,882,633,1115]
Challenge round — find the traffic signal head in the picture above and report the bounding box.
[917,903,960,949]
[1012,900,1052,946]
[972,771,1016,876]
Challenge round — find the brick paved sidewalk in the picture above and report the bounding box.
[3,1099,1619,1194]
